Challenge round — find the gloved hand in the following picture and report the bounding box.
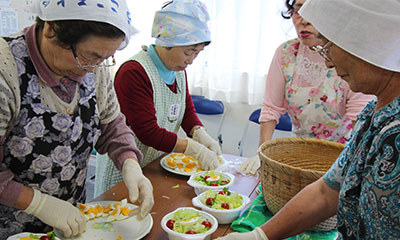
[239,155,260,175]
[193,127,222,155]
[184,138,219,170]
[214,227,269,240]
[122,158,154,220]
[24,188,86,238]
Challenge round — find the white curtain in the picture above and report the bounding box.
[117,1,296,105]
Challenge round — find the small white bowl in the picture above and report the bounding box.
[187,171,235,195]
[7,232,61,240]
[192,190,251,224]
[161,207,218,240]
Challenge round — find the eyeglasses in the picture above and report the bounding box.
[312,41,332,62]
[71,45,116,70]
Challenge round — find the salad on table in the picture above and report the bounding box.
[165,208,213,234]
[200,189,243,210]
[17,231,56,240]
[194,170,230,187]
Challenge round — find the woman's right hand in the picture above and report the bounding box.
[184,138,219,170]
[239,155,261,175]
[24,189,86,238]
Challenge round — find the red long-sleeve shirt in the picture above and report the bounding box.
[114,60,202,153]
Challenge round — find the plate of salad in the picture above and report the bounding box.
[7,231,60,240]
[54,200,153,240]
[160,153,226,176]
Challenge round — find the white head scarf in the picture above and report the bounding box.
[300,0,400,72]
[151,0,211,47]
[29,0,138,50]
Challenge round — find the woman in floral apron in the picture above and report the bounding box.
[239,0,373,175]
[95,0,222,196]
[0,1,154,239]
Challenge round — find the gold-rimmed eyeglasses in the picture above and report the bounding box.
[312,41,332,62]
[71,45,116,70]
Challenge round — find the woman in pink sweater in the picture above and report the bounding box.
[240,0,373,175]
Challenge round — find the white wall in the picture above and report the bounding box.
[0,0,35,35]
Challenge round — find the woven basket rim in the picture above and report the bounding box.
[258,137,344,175]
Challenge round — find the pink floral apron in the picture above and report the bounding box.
[283,39,352,143]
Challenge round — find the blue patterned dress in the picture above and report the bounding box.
[323,97,400,239]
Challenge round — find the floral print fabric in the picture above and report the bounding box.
[324,97,400,239]
[0,35,100,237]
[283,39,352,143]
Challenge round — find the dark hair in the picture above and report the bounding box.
[282,0,296,19]
[35,17,124,49]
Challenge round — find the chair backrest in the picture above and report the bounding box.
[192,95,224,115]
[249,108,292,131]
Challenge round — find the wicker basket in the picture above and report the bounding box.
[258,137,344,231]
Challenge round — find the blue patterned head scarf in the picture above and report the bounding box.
[152,0,211,47]
[30,0,138,50]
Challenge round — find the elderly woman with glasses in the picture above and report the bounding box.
[95,0,222,196]
[239,0,373,175]
[0,1,154,239]
[216,0,400,239]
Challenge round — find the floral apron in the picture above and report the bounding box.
[283,39,352,143]
[95,45,186,196]
[0,35,100,238]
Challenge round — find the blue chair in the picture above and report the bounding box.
[191,95,225,147]
[238,108,292,156]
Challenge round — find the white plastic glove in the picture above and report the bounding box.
[184,138,219,170]
[24,188,86,238]
[193,127,222,155]
[122,158,154,220]
[239,155,260,175]
[214,227,269,240]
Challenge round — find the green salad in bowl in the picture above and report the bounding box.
[192,189,250,224]
[187,170,235,195]
[200,188,243,210]
[166,208,212,234]
[193,170,230,186]
[161,207,218,240]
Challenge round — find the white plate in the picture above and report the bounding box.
[55,201,153,240]
[160,153,226,176]
[7,232,61,240]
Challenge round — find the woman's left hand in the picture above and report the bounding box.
[193,127,222,155]
[122,159,154,220]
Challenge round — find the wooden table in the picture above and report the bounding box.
[93,154,260,239]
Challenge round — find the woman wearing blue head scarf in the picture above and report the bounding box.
[0,0,154,239]
[95,0,222,196]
